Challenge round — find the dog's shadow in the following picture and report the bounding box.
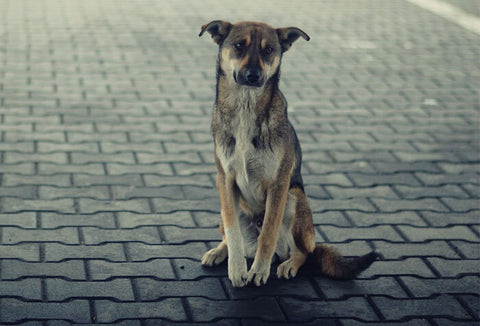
[202,258,358,300]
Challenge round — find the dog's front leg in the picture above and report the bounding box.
[217,169,248,287]
[247,175,290,286]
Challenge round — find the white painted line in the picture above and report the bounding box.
[406,0,480,35]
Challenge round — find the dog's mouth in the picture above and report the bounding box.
[233,71,265,88]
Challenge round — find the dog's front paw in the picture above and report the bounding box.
[201,247,227,266]
[228,258,248,287]
[246,260,271,286]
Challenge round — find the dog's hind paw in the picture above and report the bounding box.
[277,259,299,279]
[201,247,227,266]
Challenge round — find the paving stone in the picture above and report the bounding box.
[189,297,286,322]
[41,212,116,228]
[0,198,76,213]
[117,212,196,228]
[152,198,220,214]
[346,211,427,227]
[46,279,135,301]
[0,299,91,323]
[316,276,407,299]
[449,241,480,259]
[360,258,436,278]
[137,278,227,300]
[442,198,480,212]
[2,227,80,245]
[2,174,72,187]
[37,141,99,153]
[2,261,86,280]
[4,152,68,164]
[68,132,128,142]
[144,174,214,187]
[462,184,479,197]
[127,243,206,262]
[371,198,449,213]
[45,243,126,262]
[309,198,377,213]
[325,186,398,199]
[78,198,151,213]
[341,320,429,326]
[73,174,144,186]
[320,225,403,242]
[182,186,219,200]
[348,173,422,187]
[111,185,185,200]
[325,241,375,258]
[415,173,478,186]
[307,162,375,174]
[279,297,378,322]
[89,259,175,280]
[0,279,42,300]
[72,152,136,164]
[0,185,37,200]
[312,211,352,226]
[0,212,37,228]
[420,211,480,226]
[304,174,354,187]
[161,226,220,244]
[373,295,470,320]
[397,225,478,242]
[227,275,319,299]
[400,276,480,298]
[38,185,111,200]
[106,163,173,176]
[427,258,480,277]
[457,295,480,320]
[95,299,186,323]
[394,185,471,199]
[83,226,162,244]
[38,163,105,175]
[372,240,460,259]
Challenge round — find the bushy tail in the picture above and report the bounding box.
[308,244,379,280]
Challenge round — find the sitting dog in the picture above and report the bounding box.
[199,20,378,287]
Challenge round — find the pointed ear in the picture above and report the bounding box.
[276,27,310,52]
[199,20,232,45]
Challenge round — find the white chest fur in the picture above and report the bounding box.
[216,90,279,213]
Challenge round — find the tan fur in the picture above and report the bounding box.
[200,20,378,287]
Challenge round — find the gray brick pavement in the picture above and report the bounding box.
[0,0,478,324]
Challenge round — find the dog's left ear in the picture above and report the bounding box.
[276,27,310,52]
[199,20,232,45]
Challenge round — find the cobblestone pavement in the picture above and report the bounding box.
[0,0,479,324]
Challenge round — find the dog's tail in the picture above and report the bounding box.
[308,244,379,280]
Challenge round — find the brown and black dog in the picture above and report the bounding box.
[199,20,378,287]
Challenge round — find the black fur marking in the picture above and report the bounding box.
[289,122,305,191]
[224,135,236,156]
[251,135,261,149]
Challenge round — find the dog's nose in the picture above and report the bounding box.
[245,69,261,84]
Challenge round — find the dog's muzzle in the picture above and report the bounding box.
[234,68,264,87]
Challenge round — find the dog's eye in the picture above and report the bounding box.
[264,47,274,55]
[234,43,244,51]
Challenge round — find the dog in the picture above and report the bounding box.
[199,20,378,287]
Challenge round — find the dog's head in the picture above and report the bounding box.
[199,21,309,88]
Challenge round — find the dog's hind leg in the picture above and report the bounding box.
[277,246,307,279]
[201,236,228,266]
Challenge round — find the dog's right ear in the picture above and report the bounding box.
[199,20,232,45]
